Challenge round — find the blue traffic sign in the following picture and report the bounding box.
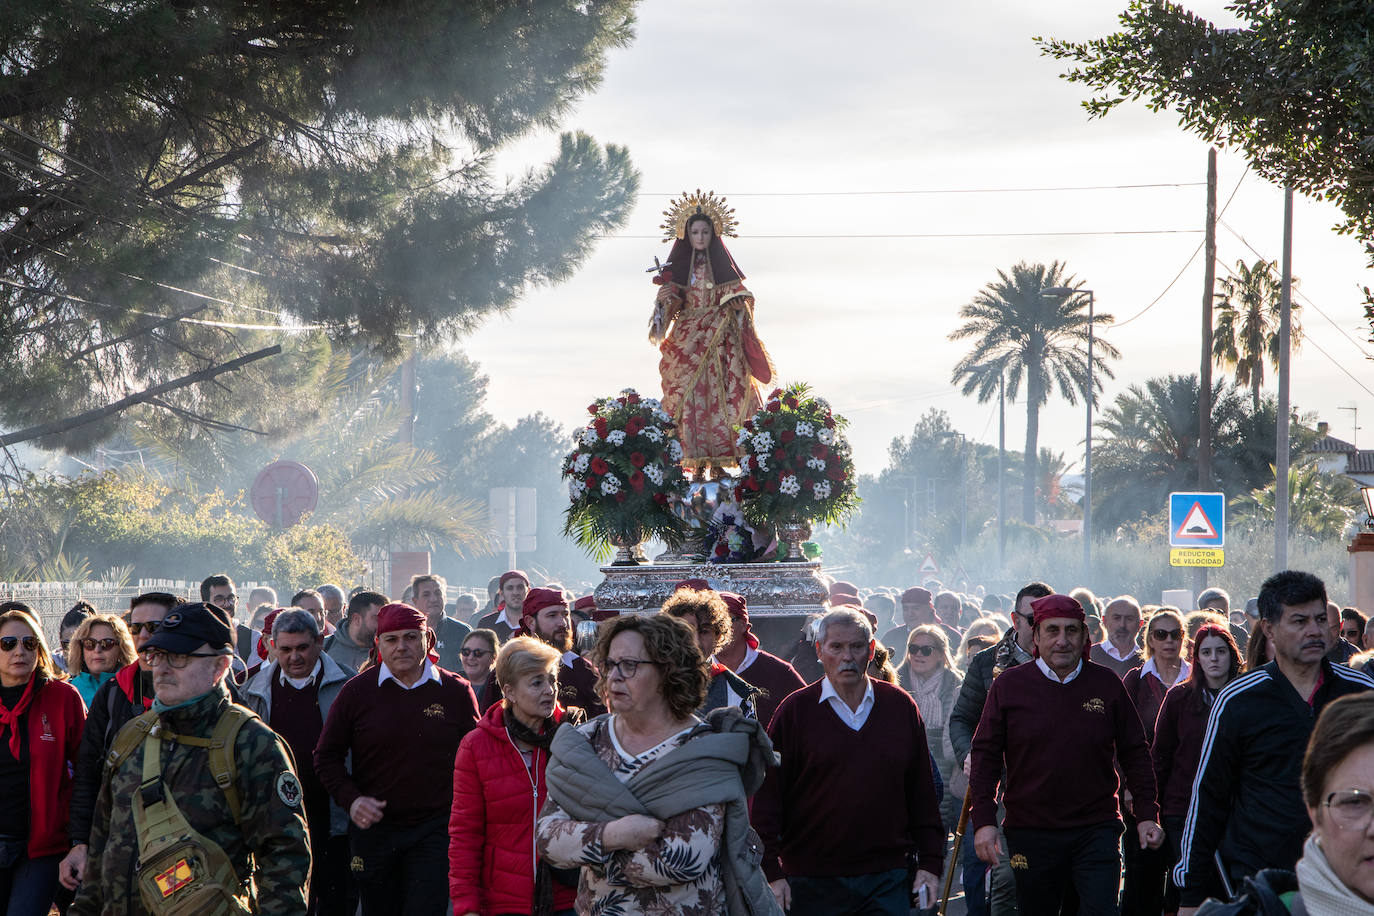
[1169,492,1225,548]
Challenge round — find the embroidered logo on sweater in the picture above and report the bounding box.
[350,857,364,873]
[1082,698,1106,714]
[423,703,445,719]
[1010,854,1028,870]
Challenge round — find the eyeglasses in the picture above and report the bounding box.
[459,648,491,658]
[140,649,225,669]
[605,657,659,678]
[0,636,38,653]
[1324,789,1374,831]
[907,644,937,657]
[1151,628,1183,642]
[82,638,118,651]
[128,621,163,636]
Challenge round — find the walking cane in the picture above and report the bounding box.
[938,787,974,915]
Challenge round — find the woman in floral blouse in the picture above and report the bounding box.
[537,612,780,916]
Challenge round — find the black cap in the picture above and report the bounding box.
[144,602,234,654]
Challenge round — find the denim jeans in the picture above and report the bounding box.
[0,835,61,916]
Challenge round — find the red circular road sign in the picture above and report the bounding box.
[249,460,319,528]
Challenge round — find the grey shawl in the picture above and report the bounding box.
[545,706,783,916]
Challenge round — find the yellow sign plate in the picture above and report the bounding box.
[1170,548,1224,567]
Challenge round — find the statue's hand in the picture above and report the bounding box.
[652,270,672,286]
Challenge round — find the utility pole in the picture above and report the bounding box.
[998,372,1006,574]
[1275,185,1294,572]
[1196,148,1217,597]
[399,333,418,447]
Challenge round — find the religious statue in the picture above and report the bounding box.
[649,190,775,475]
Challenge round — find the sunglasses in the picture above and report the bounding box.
[1151,628,1182,642]
[0,636,38,653]
[82,637,118,651]
[459,648,491,658]
[128,621,162,636]
[907,644,937,657]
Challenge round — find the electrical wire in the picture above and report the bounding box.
[642,182,1206,197]
[606,229,1203,240]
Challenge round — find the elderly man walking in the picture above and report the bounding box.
[245,609,357,915]
[1092,596,1144,678]
[315,603,479,916]
[753,607,944,916]
[970,594,1163,916]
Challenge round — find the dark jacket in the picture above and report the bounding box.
[1195,869,1303,916]
[703,666,761,719]
[69,662,151,846]
[949,627,1028,763]
[1173,659,1373,906]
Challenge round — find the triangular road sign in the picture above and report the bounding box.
[918,553,940,576]
[1174,501,1219,540]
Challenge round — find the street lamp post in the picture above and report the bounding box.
[1043,286,1095,584]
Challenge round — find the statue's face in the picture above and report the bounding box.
[689,218,713,251]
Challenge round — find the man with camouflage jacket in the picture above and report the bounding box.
[71,602,310,916]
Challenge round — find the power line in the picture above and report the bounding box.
[1113,167,1250,329]
[607,229,1203,240]
[642,182,1206,197]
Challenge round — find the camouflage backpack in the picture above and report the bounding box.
[105,706,257,916]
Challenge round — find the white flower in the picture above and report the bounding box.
[644,463,664,486]
[817,428,836,446]
[641,397,662,410]
[580,427,601,445]
[641,426,664,443]
[573,453,590,473]
[601,474,621,495]
[606,430,626,445]
[751,431,774,453]
[755,454,769,473]
[653,408,671,424]
[806,457,826,471]
[735,428,750,449]
[667,439,684,462]
[795,421,815,437]
[620,388,638,397]
[569,479,587,499]
[779,474,801,496]
[813,480,832,499]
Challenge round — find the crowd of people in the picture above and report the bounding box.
[2,565,1373,914]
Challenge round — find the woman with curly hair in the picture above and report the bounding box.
[65,614,136,707]
[537,613,781,916]
[662,588,762,718]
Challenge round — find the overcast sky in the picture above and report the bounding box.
[461,0,1372,478]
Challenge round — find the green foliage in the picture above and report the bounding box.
[949,261,1119,523]
[1214,260,1302,412]
[735,383,860,529]
[1037,3,1374,261]
[561,390,689,557]
[6,471,366,587]
[0,0,641,450]
[1231,461,1361,541]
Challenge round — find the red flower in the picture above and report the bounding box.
[743,419,754,431]
[587,403,599,415]
[824,415,836,429]
[828,465,846,482]
[653,492,669,506]
[767,400,781,413]
[593,417,608,436]
[615,491,627,502]
[590,457,609,475]
[769,388,783,399]
[784,396,799,409]
[616,396,627,406]
[629,452,647,468]
[747,477,761,492]
[715,543,729,558]
[765,479,778,493]
[811,444,828,459]
[624,417,643,435]
[773,448,785,461]
[780,430,796,444]
[629,471,646,492]
[627,392,641,404]
[585,475,597,488]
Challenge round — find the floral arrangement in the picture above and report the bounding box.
[561,389,690,557]
[702,495,774,563]
[734,383,859,528]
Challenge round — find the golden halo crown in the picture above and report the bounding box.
[660,189,738,242]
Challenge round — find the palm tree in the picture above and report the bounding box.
[1213,259,1302,413]
[949,261,1120,524]
[1231,460,1359,540]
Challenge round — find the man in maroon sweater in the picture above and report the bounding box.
[971,593,1163,916]
[475,569,530,642]
[716,591,805,727]
[516,586,605,716]
[314,603,479,916]
[753,607,944,916]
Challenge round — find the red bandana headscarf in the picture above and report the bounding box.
[375,603,437,663]
[1029,594,1091,660]
[719,591,758,650]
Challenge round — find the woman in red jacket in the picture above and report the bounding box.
[0,603,85,915]
[449,636,583,916]
[1152,623,1242,913]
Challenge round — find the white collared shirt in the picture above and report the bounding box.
[735,645,761,676]
[1140,655,1190,686]
[819,675,876,730]
[1036,657,1083,684]
[561,650,578,669]
[378,658,441,690]
[279,659,322,691]
[1098,640,1137,662]
[501,608,523,630]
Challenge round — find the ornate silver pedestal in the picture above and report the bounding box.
[593,560,829,618]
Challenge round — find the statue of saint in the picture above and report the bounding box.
[649,190,775,474]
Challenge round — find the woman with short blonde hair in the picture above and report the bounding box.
[66,614,136,706]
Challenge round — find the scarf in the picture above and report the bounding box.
[909,669,947,725]
[509,705,586,916]
[0,676,35,759]
[1296,833,1374,915]
[151,687,215,716]
[991,627,1032,677]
